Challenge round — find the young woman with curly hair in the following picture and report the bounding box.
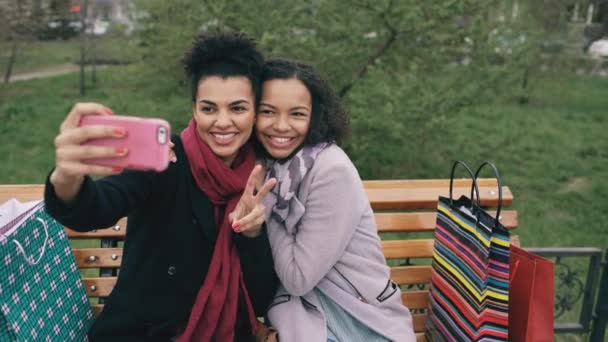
[234,59,416,341]
[45,32,278,342]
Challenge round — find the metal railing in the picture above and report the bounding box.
[527,247,607,341]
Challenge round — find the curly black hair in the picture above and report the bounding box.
[182,31,264,104]
[260,59,350,146]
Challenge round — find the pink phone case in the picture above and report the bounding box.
[79,115,171,172]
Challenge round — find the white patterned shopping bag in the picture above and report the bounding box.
[0,200,94,341]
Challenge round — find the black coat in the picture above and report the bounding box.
[44,136,278,342]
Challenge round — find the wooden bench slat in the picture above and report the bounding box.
[413,313,426,333]
[74,248,123,268]
[375,210,517,233]
[391,265,433,285]
[90,304,429,337]
[0,184,44,203]
[66,218,128,239]
[89,309,429,334]
[402,290,429,310]
[0,182,513,211]
[83,277,117,297]
[382,239,435,259]
[92,304,104,317]
[363,178,500,189]
[367,186,512,210]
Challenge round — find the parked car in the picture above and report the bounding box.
[589,37,608,58]
[37,19,81,40]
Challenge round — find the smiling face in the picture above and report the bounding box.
[192,76,256,166]
[256,78,312,159]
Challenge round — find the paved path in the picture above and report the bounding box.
[9,64,108,83]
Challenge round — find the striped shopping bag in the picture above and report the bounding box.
[425,161,510,341]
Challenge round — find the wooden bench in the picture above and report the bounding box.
[0,179,517,341]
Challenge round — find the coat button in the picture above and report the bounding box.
[167,266,177,276]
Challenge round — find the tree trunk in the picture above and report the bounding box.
[32,0,43,17]
[602,1,608,36]
[91,34,97,84]
[79,0,89,96]
[4,41,18,84]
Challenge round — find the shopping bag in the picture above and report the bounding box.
[509,245,554,342]
[0,199,94,341]
[0,199,40,235]
[426,161,510,341]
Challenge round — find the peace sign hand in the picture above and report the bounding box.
[229,164,277,238]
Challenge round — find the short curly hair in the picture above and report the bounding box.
[260,59,350,146]
[182,31,264,104]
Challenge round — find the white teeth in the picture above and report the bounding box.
[212,133,237,140]
[271,137,291,143]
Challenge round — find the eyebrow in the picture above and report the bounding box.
[259,103,310,112]
[259,102,276,109]
[291,106,311,112]
[230,100,250,106]
[198,100,217,106]
[198,99,251,106]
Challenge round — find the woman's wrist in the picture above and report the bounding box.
[49,169,84,204]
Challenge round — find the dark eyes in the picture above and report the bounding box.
[257,108,309,117]
[200,106,215,114]
[199,106,248,114]
[259,109,274,115]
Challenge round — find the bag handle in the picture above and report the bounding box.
[11,217,49,265]
[470,161,503,225]
[449,160,481,210]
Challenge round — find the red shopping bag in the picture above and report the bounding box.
[509,245,554,341]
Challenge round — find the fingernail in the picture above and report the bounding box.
[112,167,123,173]
[115,147,128,155]
[103,107,114,115]
[113,127,126,136]
[232,223,241,233]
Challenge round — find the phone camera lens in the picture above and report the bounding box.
[157,127,168,144]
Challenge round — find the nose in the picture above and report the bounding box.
[215,110,232,129]
[272,115,290,132]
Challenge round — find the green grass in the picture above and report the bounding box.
[0,35,137,75]
[1,65,606,341]
[1,67,607,250]
[399,72,608,249]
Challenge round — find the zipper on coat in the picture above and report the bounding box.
[300,297,318,310]
[267,294,291,311]
[335,268,368,303]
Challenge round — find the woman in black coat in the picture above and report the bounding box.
[44,32,278,342]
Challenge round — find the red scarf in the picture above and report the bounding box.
[176,119,258,341]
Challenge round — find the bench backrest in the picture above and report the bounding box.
[0,179,517,341]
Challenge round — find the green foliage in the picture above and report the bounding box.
[2,67,607,251]
[133,0,547,175]
[0,36,137,75]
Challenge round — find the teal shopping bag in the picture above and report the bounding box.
[0,200,94,341]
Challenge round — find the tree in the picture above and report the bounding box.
[134,0,542,177]
[1,0,36,83]
[1,0,74,83]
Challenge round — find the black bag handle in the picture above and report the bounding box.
[449,161,481,210]
[470,161,503,224]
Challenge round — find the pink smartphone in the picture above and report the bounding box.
[79,115,171,172]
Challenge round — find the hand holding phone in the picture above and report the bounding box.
[51,103,125,203]
[79,115,171,172]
